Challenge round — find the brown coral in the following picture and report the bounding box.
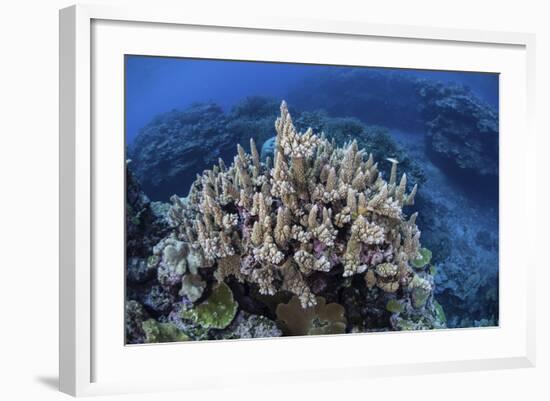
[276,295,347,336]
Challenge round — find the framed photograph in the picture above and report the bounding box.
[59,4,536,396]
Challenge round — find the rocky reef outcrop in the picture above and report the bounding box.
[128,103,238,201]
[126,166,172,343]
[288,69,498,185]
[418,82,499,187]
[126,165,170,285]
[288,69,424,132]
[129,97,290,202]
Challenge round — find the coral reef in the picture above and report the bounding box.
[226,96,282,148]
[434,257,498,327]
[125,300,148,344]
[179,274,206,303]
[126,163,170,271]
[129,97,286,201]
[289,69,498,187]
[288,69,424,132]
[129,100,444,343]
[168,101,423,307]
[126,69,500,337]
[419,82,499,183]
[411,156,499,327]
[293,110,426,186]
[411,247,432,269]
[125,93,503,341]
[129,103,239,201]
[286,69,499,328]
[261,111,425,188]
[130,96,425,201]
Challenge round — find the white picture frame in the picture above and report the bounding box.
[59,3,536,397]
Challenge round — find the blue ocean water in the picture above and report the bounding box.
[125,56,498,144]
[125,55,499,329]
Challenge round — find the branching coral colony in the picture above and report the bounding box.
[147,101,445,340]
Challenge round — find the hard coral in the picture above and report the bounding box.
[125,300,148,344]
[182,282,238,329]
[142,319,189,343]
[411,247,432,270]
[216,311,283,339]
[166,101,429,317]
[276,296,347,336]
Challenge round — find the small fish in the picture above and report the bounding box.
[386,157,399,164]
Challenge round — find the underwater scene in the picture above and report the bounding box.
[125,56,499,344]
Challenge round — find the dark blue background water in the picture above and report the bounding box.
[125,56,498,144]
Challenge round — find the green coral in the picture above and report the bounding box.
[433,300,446,324]
[293,111,425,186]
[411,247,432,269]
[386,299,404,314]
[390,296,447,331]
[392,316,433,331]
[141,319,189,343]
[276,296,347,336]
[182,282,238,329]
